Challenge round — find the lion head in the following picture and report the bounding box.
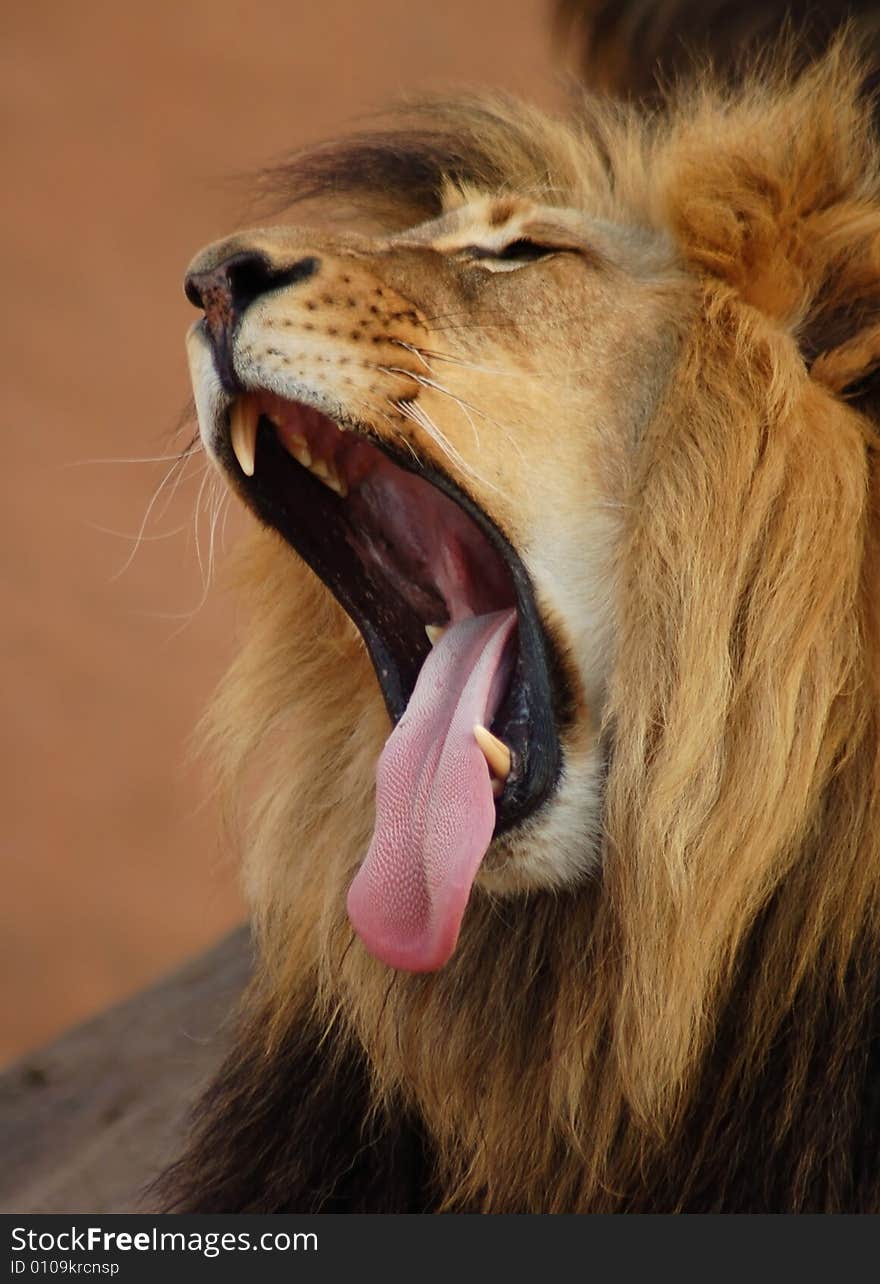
[185,164,679,970]
[172,46,880,1211]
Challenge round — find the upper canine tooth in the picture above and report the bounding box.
[473,724,511,783]
[230,397,258,477]
[311,459,330,481]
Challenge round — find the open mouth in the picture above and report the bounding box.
[214,387,563,969]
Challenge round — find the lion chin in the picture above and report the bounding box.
[159,42,880,1212]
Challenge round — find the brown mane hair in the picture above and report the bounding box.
[556,0,880,100]
[161,44,880,1212]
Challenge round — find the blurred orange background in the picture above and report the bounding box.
[2,0,560,1062]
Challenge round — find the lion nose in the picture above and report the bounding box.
[184,251,319,326]
[184,250,320,391]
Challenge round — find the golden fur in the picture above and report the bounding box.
[167,44,880,1211]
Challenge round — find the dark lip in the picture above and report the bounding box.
[216,406,566,838]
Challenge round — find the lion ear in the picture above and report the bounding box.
[663,44,880,414]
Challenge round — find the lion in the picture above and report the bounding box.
[160,43,880,1212]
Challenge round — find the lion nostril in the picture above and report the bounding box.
[228,254,320,315]
[184,252,320,320]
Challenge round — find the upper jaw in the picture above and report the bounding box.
[185,319,569,839]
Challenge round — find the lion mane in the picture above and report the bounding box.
[161,42,880,1212]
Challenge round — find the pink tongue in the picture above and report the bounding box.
[347,608,517,971]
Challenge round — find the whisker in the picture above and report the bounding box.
[162,468,224,642]
[419,308,511,326]
[397,398,467,471]
[85,521,189,544]
[385,366,525,462]
[385,365,531,473]
[387,346,535,466]
[160,443,204,524]
[383,366,481,412]
[354,394,428,468]
[391,364,530,466]
[192,465,213,589]
[158,585,214,638]
[395,341,433,372]
[396,398,500,494]
[65,451,201,468]
[393,341,531,379]
[373,403,424,467]
[205,472,227,588]
[220,490,234,551]
[412,373,482,451]
[108,448,203,583]
[423,325,520,342]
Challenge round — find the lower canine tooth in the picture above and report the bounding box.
[425,624,446,645]
[473,724,511,783]
[289,435,312,468]
[230,397,258,477]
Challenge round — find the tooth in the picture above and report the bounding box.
[290,438,312,468]
[230,397,258,477]
[326,472,348,497]
[473,724,511,784]
[311,459,330,481]
[425,624,446,645]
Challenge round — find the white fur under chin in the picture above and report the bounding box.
[477,739,604,895]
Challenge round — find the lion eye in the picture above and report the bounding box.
[459,239,557,265]
[493,239,556,262]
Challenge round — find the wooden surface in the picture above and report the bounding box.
[0,928,250,1214]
